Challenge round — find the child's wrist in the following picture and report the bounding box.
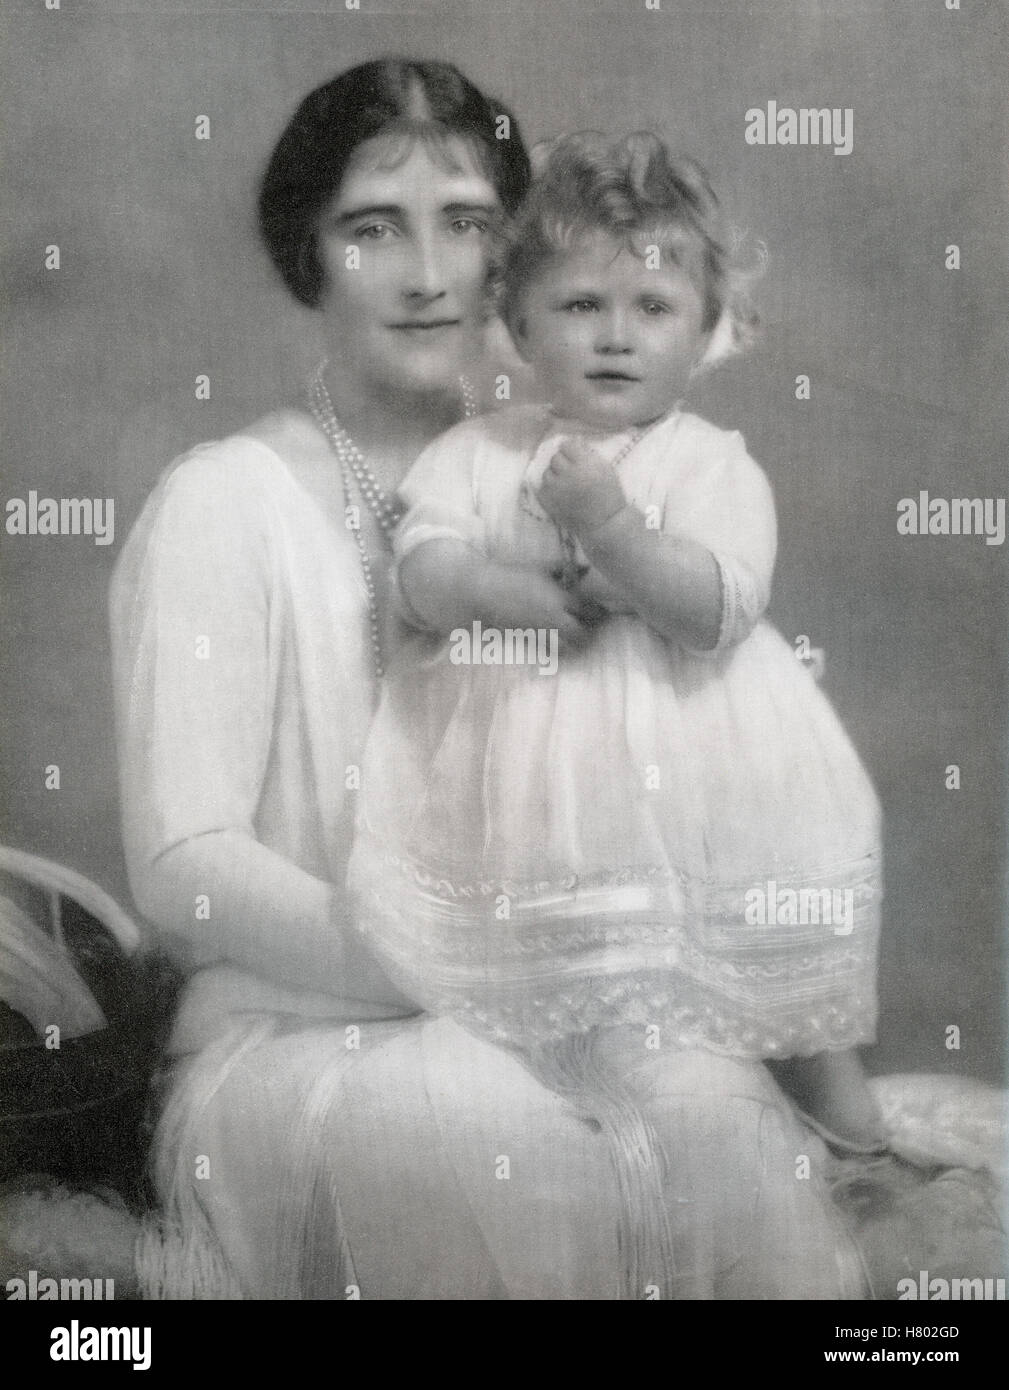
[393,561,442,633]
[471,561,511,626]
[578,502,637,552]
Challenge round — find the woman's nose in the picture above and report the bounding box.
[400,231,449,304]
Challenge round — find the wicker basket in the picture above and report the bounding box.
[0,847,180,1202]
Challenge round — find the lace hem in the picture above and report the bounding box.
[366,845,881,912]
[351,844,882,1057]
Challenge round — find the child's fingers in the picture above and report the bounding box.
[556,439,605,468]
[551,441,598,471]
[545,451,573,479]
[556,438,589,460]
[562,588,600,623]
[556,611,593,649]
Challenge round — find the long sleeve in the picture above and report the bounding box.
[109,446,347,989]
[659,426,778,654]
[111,449,279,856]
[394,419,489,561]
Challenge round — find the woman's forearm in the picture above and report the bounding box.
[578,505,722,649]
[132,829,352,992]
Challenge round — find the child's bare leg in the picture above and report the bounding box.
[767,1047,887,1150]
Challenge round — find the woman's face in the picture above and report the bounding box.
[317,133,501,397]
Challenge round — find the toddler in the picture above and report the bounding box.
[349,131,886,1158]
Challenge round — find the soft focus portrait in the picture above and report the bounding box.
[1,0,1006,1331]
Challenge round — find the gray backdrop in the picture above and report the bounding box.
[2,0,1006,1080]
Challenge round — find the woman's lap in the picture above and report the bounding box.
[152,1014,862,1299]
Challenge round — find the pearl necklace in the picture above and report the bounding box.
[307,359,477,680]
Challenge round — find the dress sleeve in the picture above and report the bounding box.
[663,428,778,654]
[393,421,488,560]
[110,442,413,999]
[110,446,276,874]
[389,422,490,630]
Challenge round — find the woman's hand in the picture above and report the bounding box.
[536,441,627,535]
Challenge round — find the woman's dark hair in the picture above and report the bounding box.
[259,58,531,307]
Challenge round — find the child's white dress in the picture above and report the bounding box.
[349,404,882,1060]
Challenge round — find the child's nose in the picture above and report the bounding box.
[595,310,633,353]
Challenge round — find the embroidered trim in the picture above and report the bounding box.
[350,842,883,1057]
[367,843,881,910]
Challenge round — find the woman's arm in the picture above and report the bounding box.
[110,449,371,994]
[133,829,360,991]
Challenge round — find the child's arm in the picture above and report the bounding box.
[397,540,597,648]
[582,513,722,649]
[393,417,599,647]
[537,440,722,649]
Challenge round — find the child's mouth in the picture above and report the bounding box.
[585,371,640,382]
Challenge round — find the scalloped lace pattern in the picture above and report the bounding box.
[353,847,882,1057]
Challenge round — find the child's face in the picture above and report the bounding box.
[511,230,710,431]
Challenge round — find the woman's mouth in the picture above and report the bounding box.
[388,319,461,335]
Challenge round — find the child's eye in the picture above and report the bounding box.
[564,299,599,313]
[641,300,672,315]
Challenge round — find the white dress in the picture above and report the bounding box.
[109,417,868,1300]
[350,405,883,1058]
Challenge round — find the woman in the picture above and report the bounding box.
[110,57,863,1299]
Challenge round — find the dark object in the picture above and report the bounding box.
[1,888,182,1208]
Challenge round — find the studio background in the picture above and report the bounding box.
[2,0,1006,1081]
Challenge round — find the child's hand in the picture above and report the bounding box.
[536,441,627,535]
[576,564,627,614]
[482,566,599,649]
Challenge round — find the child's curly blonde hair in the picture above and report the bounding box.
[498,131,761,370]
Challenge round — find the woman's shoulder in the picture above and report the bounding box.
[130,411,332,545]
[157,410,317,500]
[115,414,320,583]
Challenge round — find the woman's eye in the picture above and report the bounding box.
[356,223,397,241]
[449,217,488,235]
[642,301,672,315]
[565,299,599,313]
